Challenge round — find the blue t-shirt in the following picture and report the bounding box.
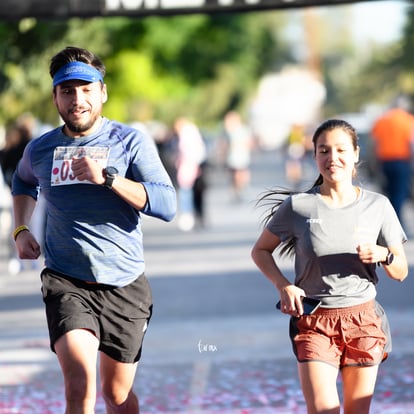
[12,118,176,286]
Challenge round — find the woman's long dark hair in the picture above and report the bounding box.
[257,119,359,257]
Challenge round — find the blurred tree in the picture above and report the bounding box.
[395,4,414,97]
[102,12,289,125]
[0,12,289,128]
[1,6,413,131]
[297,4,412,117]
[0,18,111,125]
[326,3,414,115]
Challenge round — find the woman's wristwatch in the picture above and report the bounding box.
[380,249,394,266]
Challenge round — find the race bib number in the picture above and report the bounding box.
[51,146,110,186]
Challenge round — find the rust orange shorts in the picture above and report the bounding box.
[289,300,391,368]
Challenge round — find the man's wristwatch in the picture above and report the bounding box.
[381,249,394,266]
[103,166,118,189]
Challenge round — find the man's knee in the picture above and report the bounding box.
[64,375,93,404]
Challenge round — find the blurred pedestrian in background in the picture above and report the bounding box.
[252,119,408,414]
[284,123,307,188]
[174,117,207,231]
[0,120,32,188]
[0,166,12,260]
[371,97,414,224]
[222,110,254,202]
[0,122,32,272]
[0,114,46,274]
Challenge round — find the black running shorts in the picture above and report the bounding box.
[41,268,153,363]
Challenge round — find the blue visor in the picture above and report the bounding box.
[53,61,104,87]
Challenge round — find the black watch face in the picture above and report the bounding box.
[106,166,118,175]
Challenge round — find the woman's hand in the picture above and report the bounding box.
[356,243,387,264]
[357,242,408,282]
[279,284,306,316]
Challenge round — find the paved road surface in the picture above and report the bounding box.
[1,149,414,413]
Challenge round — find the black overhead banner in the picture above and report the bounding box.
[0,0,380,21]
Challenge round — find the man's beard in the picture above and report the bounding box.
[60,111,101,135]
[65,118,96,134]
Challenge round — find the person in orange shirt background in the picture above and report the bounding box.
[371,96,414,225]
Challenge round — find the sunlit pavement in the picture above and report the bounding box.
[1,149,414,413]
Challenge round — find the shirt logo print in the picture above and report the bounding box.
[306,218,322,224]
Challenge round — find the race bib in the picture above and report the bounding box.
[51,146,110,186]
